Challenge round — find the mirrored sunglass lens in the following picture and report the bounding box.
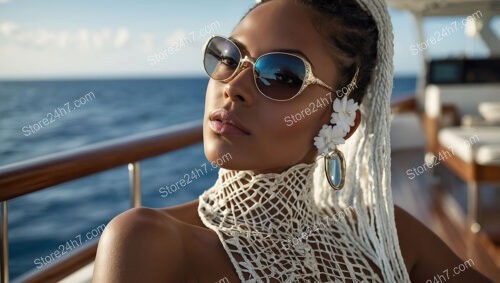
[203,37,241,81]
[254,53,306,100]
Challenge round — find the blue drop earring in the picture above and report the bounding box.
[324,145,346,190]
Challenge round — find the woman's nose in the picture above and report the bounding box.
[223,59,256,104]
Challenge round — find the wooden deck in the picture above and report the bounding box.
[391,148,500,281]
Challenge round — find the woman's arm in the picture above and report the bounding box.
[394,205,494,282]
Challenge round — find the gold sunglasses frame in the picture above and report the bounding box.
[202,35,338,102]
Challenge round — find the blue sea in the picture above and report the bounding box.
[0,76,416,280]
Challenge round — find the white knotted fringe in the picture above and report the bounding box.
[198,0,411,282]
[315,0,410,281]
[316,0,410,281]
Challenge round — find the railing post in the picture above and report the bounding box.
[128,162,142,208]
[1,201,9,283]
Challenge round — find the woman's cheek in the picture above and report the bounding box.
[262,106,319,143]
[205,80,219,106]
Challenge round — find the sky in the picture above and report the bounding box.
[0,0,496,80]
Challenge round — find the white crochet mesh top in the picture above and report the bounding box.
[198,162,383,282]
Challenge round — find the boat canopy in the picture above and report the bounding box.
[387,0,500,17]
[388,0,500,57]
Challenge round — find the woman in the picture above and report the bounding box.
[93,0,494,282]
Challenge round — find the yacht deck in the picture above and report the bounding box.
[391,148,500,281]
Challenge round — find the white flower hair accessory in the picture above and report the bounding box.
[332,96,359,133]
[314,95,360,156]
[314,124,346,156]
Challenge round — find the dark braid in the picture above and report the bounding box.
[241,0,379,104]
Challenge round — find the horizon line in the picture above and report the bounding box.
[0,72,419,82]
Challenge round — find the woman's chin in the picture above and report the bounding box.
[207,161,250,171]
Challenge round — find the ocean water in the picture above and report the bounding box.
[0,76,416,279]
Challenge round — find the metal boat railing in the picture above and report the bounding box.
[0,120,203,283]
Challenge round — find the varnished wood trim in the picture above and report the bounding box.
[0,121,203,201]
[391,94,417,114]
[423,104,460,154]
[436,143,500,183]
[436,143,475,181]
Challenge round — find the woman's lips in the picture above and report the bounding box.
[208,109,251,136]
[209,120,249,135]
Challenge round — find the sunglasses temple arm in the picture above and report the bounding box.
[318,80,334,92]
[311,78,334,92]
[315,66,360,96]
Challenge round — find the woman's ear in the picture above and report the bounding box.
[344,109,361,140]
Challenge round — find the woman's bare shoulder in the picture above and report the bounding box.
[159,199,205,228]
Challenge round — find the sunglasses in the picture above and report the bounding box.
[202,35,356,102]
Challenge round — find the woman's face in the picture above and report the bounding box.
[203,0,343,174]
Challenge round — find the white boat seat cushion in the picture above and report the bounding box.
[425,84,500,118]
[438,127,500,166]
[390,112,426,151]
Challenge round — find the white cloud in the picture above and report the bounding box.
[0,0,11,4]
[113,27,129,49]
[164,29,189,47]
[0,22,19,36]
[55,31,70,48]
[141,33,156,52]
[91,28,112,49]
[76,28,90,49]
[0,23,208,79]
[0,23,133,51]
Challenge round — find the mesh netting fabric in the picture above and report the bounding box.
[199,162,383,282]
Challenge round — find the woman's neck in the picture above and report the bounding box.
[247,148,319,175]
[201,162,319,233]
